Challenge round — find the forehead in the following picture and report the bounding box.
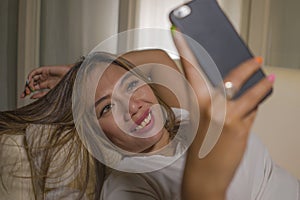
[100,63,128,84]
[94,63,129,98]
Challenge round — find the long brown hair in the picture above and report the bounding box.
[0,52,178,199]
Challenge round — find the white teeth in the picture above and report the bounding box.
[135,113,151,131]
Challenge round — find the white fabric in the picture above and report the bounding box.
[0,134,35,200]
[227,134,299,200]
[101,133,300,200]
[0,125,89,199]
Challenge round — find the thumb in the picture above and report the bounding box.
[171,26,212,108]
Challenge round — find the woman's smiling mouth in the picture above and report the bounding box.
[130,109,155,134]
[134,112,151,131]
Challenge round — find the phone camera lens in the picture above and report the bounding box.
[173,5,191,19]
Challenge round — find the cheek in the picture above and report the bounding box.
[98,117,121,139]
[138,85,158,102]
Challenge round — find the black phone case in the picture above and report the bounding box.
[169,0,271,99]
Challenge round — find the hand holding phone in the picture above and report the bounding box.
[169,0,272,99]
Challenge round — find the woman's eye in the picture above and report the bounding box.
[100,104,114,117]
[127,80,139,92]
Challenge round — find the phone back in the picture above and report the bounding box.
[169,0,269,98]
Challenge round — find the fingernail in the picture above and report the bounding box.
[25,79,30,86]
[171,25,176,35]
[26,89,30,95]
[255,56,263,65]
[267,74,276,82]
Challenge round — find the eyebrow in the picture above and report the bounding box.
[94,72,134,108]
[95,95,110,108]
[120,72,134,86]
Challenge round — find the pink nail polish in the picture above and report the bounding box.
[267,74,276,82]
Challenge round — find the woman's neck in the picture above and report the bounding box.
[142,128,173,155]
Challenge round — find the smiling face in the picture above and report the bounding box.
[94,63,170,153]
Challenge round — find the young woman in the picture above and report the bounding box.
[2,33,299,200]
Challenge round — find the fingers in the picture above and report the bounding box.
[20,87,29,98]
[21,66,50,98]
[20,80,34,98]
[20,68,42,98]
[31,91,49,99]
[223,57,263,95]
[21,79,52,99]
[221,57,273,118]
[171,28,200,72]
[27,67,44,82]
[235,74,274,117]
[27,68,46,91]
[20,79,38,98]
[171,27,212,108]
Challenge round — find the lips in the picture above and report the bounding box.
[131,109,152,132]
[135,112,151,131]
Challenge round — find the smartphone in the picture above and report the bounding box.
[169,0,271,99]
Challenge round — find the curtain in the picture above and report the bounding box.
[0,0,19,110]
[1,0,247,110]
[40,0,119,66]
[14,0,119,108]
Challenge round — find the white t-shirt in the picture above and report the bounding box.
[101,134,299,200]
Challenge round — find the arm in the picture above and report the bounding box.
[22,50,187,109]
[21,64,73,99]
[121,49,187,108]
[171,29,274,199]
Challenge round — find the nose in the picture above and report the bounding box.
[124,93,143,122]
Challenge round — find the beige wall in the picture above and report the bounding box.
[253,66,300,178]
[220,0,300,179]
[217,0,243,33]
[248,0,300,70]
[265,0,300,69]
